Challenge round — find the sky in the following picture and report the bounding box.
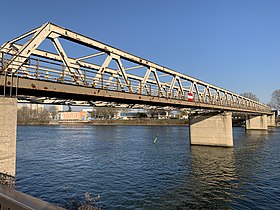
[0,0,279,103]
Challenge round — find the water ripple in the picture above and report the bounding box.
[15,126,280,209]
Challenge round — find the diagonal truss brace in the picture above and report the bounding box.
[3,23,51,73]
[51,36,84,84]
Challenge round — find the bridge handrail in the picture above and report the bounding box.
[0,51,270,114]
[0,185,64,209]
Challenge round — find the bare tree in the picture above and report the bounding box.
[270,89,280,110]
[17,106,36,124]
[38,109,51,123]
[48,106,58,120]
[240,92,259,102]
[91,107,117,119]
[17,106,50,124]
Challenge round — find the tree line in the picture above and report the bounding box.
[17,105,58,124]
[90,108,174,120]
[241,90,280,110]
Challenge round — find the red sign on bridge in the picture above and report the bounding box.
[187,93,194,101]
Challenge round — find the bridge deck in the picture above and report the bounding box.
[0,74,271,115]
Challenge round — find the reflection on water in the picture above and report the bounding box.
[16,126,280,209]
[190,147,239,205]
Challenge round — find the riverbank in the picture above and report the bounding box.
[17,119,280,126]
[17,119,188,126]
[91,119,188,125]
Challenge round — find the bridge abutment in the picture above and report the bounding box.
[189,112,233,147]
[0,97,17,184]
[245,115,268,130]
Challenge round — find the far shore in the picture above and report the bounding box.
[17,119,188,126]
[17,119,280,127]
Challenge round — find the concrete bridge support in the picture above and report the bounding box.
[0,97,17,181]
[267,114,276,127]
[189,112,233,147]
[246,115,267,130]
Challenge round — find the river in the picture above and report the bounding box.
[16,125,280,209]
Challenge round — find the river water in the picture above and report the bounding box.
[16,125,280,209]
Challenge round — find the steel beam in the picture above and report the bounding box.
[0,75,272,115]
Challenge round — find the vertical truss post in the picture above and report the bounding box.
[84,69,87,86]
[62,64,65,82]
[139,82,142,94]
[128,81,132,92]
[102,73,104,89]
[3,71,7,96]
[225,93,228,106]
[1,52,4,72]
[105,74,114,89]
[15,74,19,97]
[36,59,39,79]
[9,73,14,97]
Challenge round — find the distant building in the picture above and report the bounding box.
[117,109,169,119]
[58,110,88,121]
[119,112,138,119]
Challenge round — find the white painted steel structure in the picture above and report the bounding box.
[0,22,271,114]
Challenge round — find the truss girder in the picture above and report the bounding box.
[0,22,271,114]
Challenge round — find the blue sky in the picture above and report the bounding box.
[1,0,279,103]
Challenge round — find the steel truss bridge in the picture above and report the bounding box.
[0,22,271,114]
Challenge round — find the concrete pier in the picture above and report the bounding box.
[246,115,267,130]
[0,97,17,179]
[267,114,276,127]
[189,112,233,147]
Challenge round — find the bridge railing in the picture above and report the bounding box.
[0,185,64,210]
[0,50,270,113]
